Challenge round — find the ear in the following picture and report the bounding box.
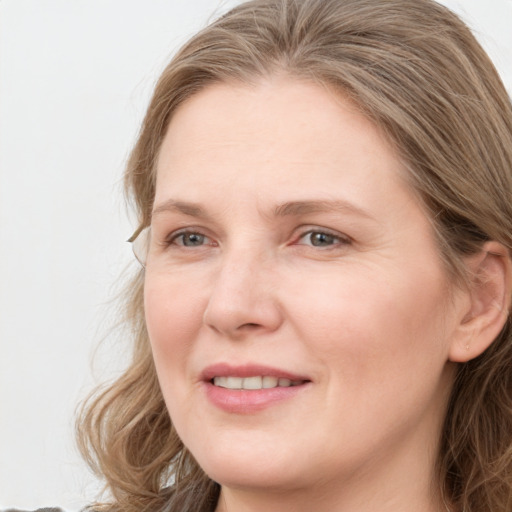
[449,241,512,363]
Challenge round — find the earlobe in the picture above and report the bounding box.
[449,241,512,363]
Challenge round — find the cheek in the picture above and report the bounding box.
[288,268,453,450]
[143,273,211,427]
[144,274,205,372]
[289,264,450,384]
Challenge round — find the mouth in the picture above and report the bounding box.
[212,375,306,390]
[201,363,311,413]
[201,363,310,387]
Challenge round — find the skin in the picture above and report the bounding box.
[143,77,492,512]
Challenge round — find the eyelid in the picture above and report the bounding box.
[155,226,212,247]
[293,226,352,246]
[155,224,351,248]
[170,228,216,245]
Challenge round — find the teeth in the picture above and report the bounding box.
[262,376,278,388]
[213,376,302,390]
[243,376,262,390]
[226,376,243,389]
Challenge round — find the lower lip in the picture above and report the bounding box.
[203,381,310,413]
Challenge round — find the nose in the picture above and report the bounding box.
[202,250,283,339]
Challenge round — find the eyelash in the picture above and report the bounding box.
[166,230,216,248]
[295,229,351,249]
[164,227,351,250]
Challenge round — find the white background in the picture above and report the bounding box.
[0,0,510,510]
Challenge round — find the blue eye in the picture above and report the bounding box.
[172,231,211,247]
[298,230,348,248]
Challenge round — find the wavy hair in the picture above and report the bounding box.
[77,1,512,511]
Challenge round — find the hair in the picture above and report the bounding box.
[76,1,512,511]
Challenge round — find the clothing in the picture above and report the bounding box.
[2,508,64,512]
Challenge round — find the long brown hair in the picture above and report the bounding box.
[77,1,512,511]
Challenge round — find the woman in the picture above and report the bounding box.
[77,0,512,511]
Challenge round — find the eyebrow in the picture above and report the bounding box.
[151,198,375,221]
[273,200,375,220]
[152,199,212,219]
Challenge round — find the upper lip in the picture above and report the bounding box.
[201,363,311,382]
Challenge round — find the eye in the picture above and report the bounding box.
[297,230,350,248]
[168,230,215,247]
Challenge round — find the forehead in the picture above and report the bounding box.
[154,77,417,220]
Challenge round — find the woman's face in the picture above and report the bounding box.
[144,78,464,501]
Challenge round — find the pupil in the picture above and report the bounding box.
[311,232,334,246]
[184,233,204,246]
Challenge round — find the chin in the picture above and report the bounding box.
[203,459,305,491]
[189,438,310,491]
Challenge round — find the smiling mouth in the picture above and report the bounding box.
[212,376,306,390]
